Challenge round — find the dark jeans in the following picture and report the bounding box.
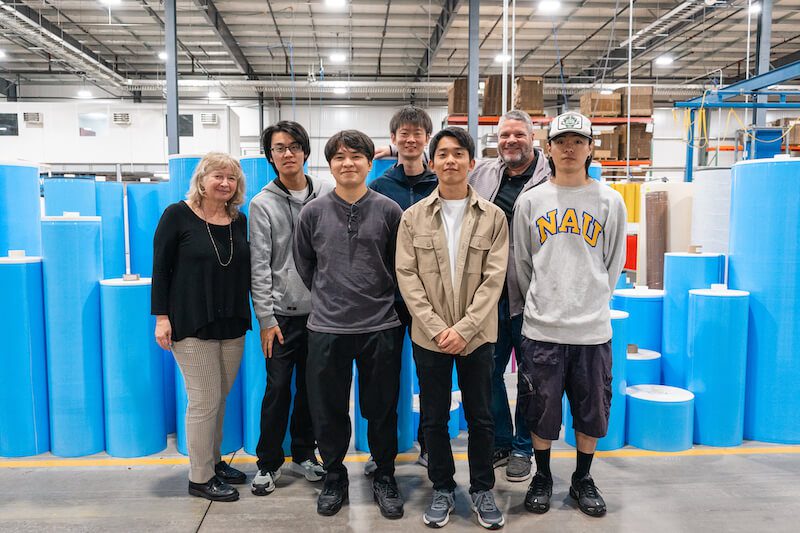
[492,295,533,456]
[414,342,495,493]
[307,326,403,482]
[256,315,316,472]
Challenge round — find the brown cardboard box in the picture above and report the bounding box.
[482,75,512,116]
[580,92,621,117]
[481,147,498,158]
[615,86,654,117]
[770,117,800,145]
[617,123,653,160]
[513,76,544,116]
[448,79,469,115]
[592,131,620,160]
[532,128,549,156]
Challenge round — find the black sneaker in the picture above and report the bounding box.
[317,479,349,516]
[188,476,239,502]
[214,460,246,485]
[570,473,606,517]
[373,475,404,519]
[524,472,553,514]
[492,449,510,469]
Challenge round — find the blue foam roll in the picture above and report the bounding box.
[626,349,661,386]
[354,332,414,452]
[0,257,49,457]
[626,385,694,452]
[95,181,126,278]
[162,349,176,434]
[615,272,633,290]
[729,158,800,444]
[239,157,274,218]
[127,182,169,277]
[662,253,725,388]
[0,162,41,256]
[565,310,629,451]
[168,155,202,204]
[43,177,97,216]
[100,279,166,457]
[366,158,398,185]
[41,216,104,456]
[611,287,664,351]
[687,287,749,447]
[175,358,244,456]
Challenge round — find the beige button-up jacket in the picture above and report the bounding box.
[396,185,509,355]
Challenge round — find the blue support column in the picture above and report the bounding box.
[685,109,695,183]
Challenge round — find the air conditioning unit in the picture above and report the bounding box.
[200,113,219,125]
[23,112,43,124]
[112,112,131,125]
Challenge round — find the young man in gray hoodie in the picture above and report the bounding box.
[249,121,333,496]
[513,112,626,518]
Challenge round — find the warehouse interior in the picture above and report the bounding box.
[1,0,800,531]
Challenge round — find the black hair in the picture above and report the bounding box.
[389,105,433,135]
[429,127,475,161]
[260,121,311,176]
[546,136,593,177]
[324,130,375,163]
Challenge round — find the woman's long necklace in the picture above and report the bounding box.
[202,203,233,267]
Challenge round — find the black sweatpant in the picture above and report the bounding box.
[255,315,316,472]
[414,342,495,493]
[307,326,404,482]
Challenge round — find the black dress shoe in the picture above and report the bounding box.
[188,476,239,502]
[317,480,348,516]
[373,475,404,519]
[215,460,247,485]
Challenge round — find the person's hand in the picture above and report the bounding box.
[261,325,284,358]
[436,328,467,355]
[155,315,173,350]
[374,145,392,159]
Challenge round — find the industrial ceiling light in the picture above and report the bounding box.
[329,52,347,64]
[208,90,222,99]
[326,0,347,8]
[158,51,168,61]
[78,89,93,98]
[494,53,511,64]
[655,55,674,66]
[98,0,121,5]
[749,3,761,14]
[333,86,348,95]
[539,0,561,13]
[0,49,5,59]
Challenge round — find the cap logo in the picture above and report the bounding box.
[559,114,581,130]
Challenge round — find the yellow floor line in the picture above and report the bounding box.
[1,446,798,469]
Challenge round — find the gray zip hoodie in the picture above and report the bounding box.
[249,174,334,329]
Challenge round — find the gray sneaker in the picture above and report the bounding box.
[289,458,326,482]
[423,489,455,528]
[417,450,429,468]
[506,453,532,482]
[251,469,281,496]
[471,490,504,530]
[364,455,377,476]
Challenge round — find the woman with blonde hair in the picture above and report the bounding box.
[152,152,251,501]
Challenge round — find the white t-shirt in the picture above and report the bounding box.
[288,186,309,201]
[439,197,469,285]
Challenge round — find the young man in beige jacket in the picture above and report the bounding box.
[396,127,509,530]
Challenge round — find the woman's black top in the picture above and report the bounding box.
[151,201,251,341]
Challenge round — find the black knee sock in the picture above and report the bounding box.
[533,448,552,479]
[575,451,594,479]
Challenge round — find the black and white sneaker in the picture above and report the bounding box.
[364,455,378,476]
[492,449,510,469]
[289,458,325,482]
[471,490,505,529]
[251,469,281,496]
[570,473,607,517]
[423,489,455,528]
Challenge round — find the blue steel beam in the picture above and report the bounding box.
[682,60,800,105]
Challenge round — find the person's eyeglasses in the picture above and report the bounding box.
[270,142,303,155]
[347,204,359,234]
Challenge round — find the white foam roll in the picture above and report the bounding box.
[690,167,732,256]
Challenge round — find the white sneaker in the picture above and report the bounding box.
[251,469,281,496]
[364,455,378,477]
[290,458,326,482]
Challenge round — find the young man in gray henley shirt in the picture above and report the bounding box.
[293,130,405,520]
[513,111,626,518]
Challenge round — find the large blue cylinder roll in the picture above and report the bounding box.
[175,359,244,455]
[168,155,202,204]
[627,348,661,386]
[662,252,725,388]
[0,161,41,256]
[687,287,749,447]
[626,385,694,452]
[240,156,274,218]
[43,177,97,217]
[127,182,169,277]
[565,310,628,451]
[611,287,664,351]
[95,181,126,278]
[162,349,176,434]
[0,256,49,457]
[729,157,800,443]
[100,279,166,457]
[366,158,398,185]
[41,216,104,456]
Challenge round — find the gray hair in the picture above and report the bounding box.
[498,109,534,134]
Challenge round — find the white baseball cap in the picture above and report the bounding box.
[548,111,593,141]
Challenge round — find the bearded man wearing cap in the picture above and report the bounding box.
[512,111,627,518]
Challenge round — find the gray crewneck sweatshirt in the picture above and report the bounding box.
[513,179,627,344]
[249,174,334,329]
